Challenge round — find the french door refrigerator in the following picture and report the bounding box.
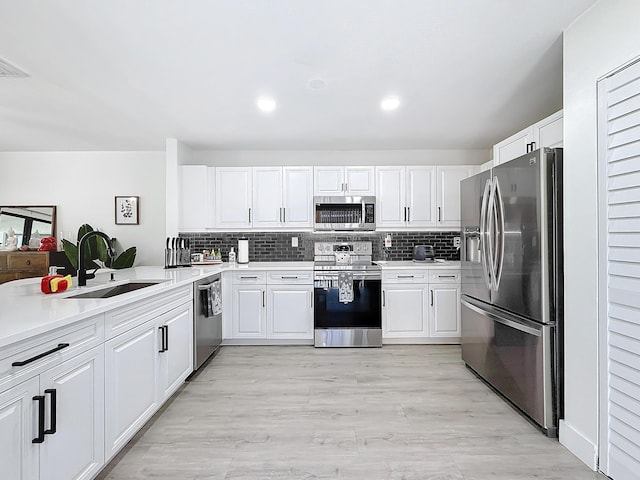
[460,147,563,436]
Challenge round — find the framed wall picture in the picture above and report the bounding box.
[115,196,139,225]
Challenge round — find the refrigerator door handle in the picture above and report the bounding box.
[461,298,542,337]
[493,177,506,291]
[486,177,498,290]
[479,178,492,289]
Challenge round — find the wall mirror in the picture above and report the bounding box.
[0,206,57,248]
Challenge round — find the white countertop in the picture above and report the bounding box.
[0,259,460,348]
[375,260,460,269]
[0,262,313,349]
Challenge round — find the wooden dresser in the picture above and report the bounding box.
[0,251,49,284]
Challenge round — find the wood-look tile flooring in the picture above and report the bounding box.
[96,346,600,479]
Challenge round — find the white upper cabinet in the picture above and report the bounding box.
[377,165,475,229]
[314,166,374,196]
[493,110,563,165]
[180,166,215,230]
[253,166,313,229]
[215,167,252,229]
[436,166,478,227]
[282,167,313,227]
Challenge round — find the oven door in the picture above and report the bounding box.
[313,271,382,329]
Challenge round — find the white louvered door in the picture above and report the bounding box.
[598,58,640,480]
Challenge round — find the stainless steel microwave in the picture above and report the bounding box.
[313,196,376,231]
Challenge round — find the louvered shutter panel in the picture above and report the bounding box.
[600,59,640,480]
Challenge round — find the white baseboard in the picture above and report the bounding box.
[559,420,598,470]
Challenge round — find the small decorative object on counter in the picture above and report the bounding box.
[41,273,73,294]
[228,247,236,265]
[38,236,57,251]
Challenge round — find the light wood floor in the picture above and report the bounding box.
[96,345,600,479]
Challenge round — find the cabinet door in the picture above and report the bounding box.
[429,284,461,338]
[252,167,283,228]
[493,127,533,165]
[215,167,252,228]
[437,166,476,228]
[232,285,266,338]
[0,377,39,480]
[375,166,406,227]
[180,165,209,230]
[382,284,429,338]
[406,166,436,227]
[157,304,193,402]
[345,166,375,195]
[40,345,105,480]
[104,320,159,461]
[533,110,563,148]
[283,166,313,227]
[267,285,313,339]
[314,166,345,195]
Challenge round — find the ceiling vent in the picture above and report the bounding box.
[0,57,30,78]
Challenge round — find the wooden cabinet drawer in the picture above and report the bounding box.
[267,270,313,285]
[429,270,461,283]
[6,252,49,271]
[232,271,267,284]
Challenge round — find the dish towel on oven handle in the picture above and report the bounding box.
[338,272,354,304]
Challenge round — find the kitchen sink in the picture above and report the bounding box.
[67,281,165,299]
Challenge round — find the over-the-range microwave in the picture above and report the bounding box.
[313,196,376,231]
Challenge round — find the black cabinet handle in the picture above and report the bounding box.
[382,290,386,307]
[430,290,434,306]
[12,343,70,367]
[44,389,57,435]
[165,325,169,351]
[263,291,266,307]
[438,207,442,222]
[159,326,168,352]
[33,395,45,443]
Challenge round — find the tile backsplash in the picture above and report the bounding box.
[180,231,461,262]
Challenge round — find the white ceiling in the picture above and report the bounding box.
[0,0,596,152]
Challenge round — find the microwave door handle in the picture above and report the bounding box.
[480,178,492,290]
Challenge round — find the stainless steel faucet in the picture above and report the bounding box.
[78,231,115,286]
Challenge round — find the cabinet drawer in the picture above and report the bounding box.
[232,271,266,284]
[0,314,104,392]
[429,270,460,283]
[6,252,48,271]
[383,270,428,283]
[105,285,193,339]
[267,270,313,285]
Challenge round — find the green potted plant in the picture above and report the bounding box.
[62,224,136,271]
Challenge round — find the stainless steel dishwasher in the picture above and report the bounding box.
[193,273,222,370]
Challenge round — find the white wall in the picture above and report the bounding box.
[562,0,640,469]
[190,149,488,166]
[0,151,166,266]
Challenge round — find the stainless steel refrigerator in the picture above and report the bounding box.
[460,147,563,436]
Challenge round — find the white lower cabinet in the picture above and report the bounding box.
[39,346,105,480]
[267,284,313,339]
[0,377,40,480]
[382,284,428,338]
[382,268,461,342]
[429,284,461,337]
[229,270,313,341]
[104,293,193,461]
[104,319,159,460]
[232,284,266,338]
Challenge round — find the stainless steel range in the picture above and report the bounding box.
[313,241,382,347]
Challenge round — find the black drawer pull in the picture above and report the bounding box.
[44,389,57,435]
[33,395,45,443]
[12,343,70,367]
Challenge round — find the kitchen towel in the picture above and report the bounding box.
[338,272,354,304]
[211,280,222,316]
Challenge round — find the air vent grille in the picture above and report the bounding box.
[0,57,30,78]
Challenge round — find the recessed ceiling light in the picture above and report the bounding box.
[381,96,400,111]
[308,78,327,90]
[257,96,277,112]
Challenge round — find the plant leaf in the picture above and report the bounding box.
[77,224,101,263]
[62,239,78,270]
[111,246,136,269]
[96,236,109,263]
